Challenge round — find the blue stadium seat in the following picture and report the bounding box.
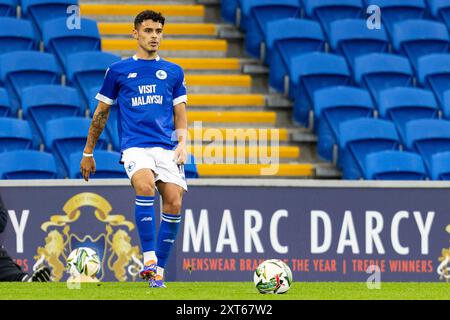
[378,87,439,143]
[21,85,82,146]
[0,17,37,54]
[185,154,199,179]
[0,118,33,152]
[45,117,109,177]
[0,0,17,17]
[430,151,450,180]
[0,88,11,117]
[404,119,450,174]
[303,0,364,36]
[354,53,414,103]
[21,0,78,38]
[42,17,101,71]
[365,0,427,37]
[242,0,301,58]
[0,51,61,116]
[66,51,121,107]
[442,89,450,119]
[364,150,427,180]
[238,0,301,32]
[429,0,450,30]
[329,19,389,66]
[69,151,127,179]
[417,53,450,108]
[338,118,400,180]
[266,18,325,93]
[221,0,239,23]
[314,86,374,162]
[392,20,449,71]
[289,52,351,127]
[89,86,120,151]
[0,150,57,179]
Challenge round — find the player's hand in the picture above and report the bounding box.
[174,142,187,165]
[80,156,96,181]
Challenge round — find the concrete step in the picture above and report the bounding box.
[188,128,290,142]
[188,94,265,107]
[80,0,199,3]
[189,145,301,160]
[197,163,315,177]
[102,39,228,57]
[80,0,220,5]
[188,111,276,125]
[99,22,217,38]
[315,164,342,179]
[99,22,244,40]
[185,74,251,94]
[166,58,241,73]
[80,3,205,22]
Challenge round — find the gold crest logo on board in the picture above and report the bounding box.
[33,193,143,281]
[437,224,450,282]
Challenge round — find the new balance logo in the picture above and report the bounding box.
[163,239,175,243]
[141,217,152,222]
[128,73,137,78]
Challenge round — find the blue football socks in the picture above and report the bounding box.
[135,196,156,258]
[156,213,182,269]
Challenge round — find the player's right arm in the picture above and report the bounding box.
[80,65,119,182]
[80,101,111,181]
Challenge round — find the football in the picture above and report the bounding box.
[66,247,101,278]
[253,259,293,294]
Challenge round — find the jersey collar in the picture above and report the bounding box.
[133,54,160,61]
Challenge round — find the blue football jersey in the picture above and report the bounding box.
[96,55,187,152]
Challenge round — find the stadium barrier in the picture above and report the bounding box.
[0,179,449,282]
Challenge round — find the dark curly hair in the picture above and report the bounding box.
[134,10,165,29]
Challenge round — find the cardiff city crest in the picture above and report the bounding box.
[33,193,143,281]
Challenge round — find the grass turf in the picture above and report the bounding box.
[0,282,448,300]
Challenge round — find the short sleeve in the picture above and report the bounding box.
[96,67,119,105]
[173,67,187,106]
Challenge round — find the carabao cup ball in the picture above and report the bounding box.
[253,259,293,294]
[66,247,101,277]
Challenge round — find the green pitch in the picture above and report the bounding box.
[0,282,448,300]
